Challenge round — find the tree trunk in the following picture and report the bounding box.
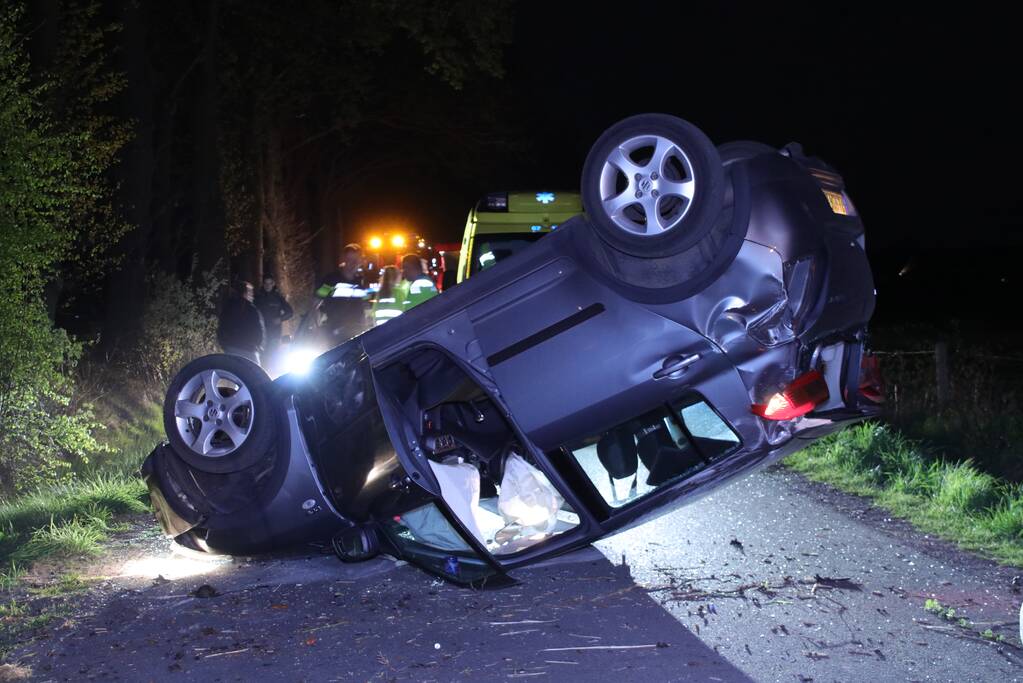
[192,0,226,279]
[103,0,154,351]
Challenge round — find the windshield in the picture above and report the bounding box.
[469,233,544,276]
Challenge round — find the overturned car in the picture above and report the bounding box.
[143,114,881,584]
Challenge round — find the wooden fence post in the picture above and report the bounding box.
[935,340,950,408]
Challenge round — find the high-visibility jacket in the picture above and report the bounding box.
[371,296,404,326]
[397,277,438,311]
[315,279,370,340]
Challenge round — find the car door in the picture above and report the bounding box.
[466,257,728,451]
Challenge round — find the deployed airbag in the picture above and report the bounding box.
[498,452,563,533]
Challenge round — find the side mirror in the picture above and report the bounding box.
[331,525,379,562]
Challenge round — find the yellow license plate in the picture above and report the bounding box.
[823,190,848,215]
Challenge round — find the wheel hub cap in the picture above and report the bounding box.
[173,368,255,458]
[598,134,698,236]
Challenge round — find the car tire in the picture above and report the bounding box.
[718,140,777,167]
[581,113,724,258]
[163,354,276,474]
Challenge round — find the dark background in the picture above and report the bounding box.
[27,2,1022,337]
[353,5,1021,326]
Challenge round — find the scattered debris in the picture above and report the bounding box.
[804,651,829,661]
[812,575,862,592]
[540,643,668,653]
[191,584,219,599]
[487,620,556,626]
[0,663,32,682]
[202,648,248,659]
[729,538,745,552]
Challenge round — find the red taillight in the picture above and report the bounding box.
[859,354,884,403]
[752,370,830,421]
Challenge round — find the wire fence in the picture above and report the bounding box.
[873,340,1023,481]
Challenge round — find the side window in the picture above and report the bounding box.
[562,397,739,509]
[680,400,740,459]
[383,503,495,583]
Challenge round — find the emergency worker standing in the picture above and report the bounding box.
[217,280,265,365]
[315,243,370,343]
[397,253,438,311]
[371,265,403,326]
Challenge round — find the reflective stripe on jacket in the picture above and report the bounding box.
[371,297,403,326]
[398,277,438,311]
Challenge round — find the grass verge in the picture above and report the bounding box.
[785,422,1023,566]
[0,475,148,567]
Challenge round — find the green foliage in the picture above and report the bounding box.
[136,267,224,384]
[787,422,1023,566]
[0,475,147,539]
[381,0,513,88]
[28,572,89,597]
[0,5,116,493]
[79,390,163,479]
[41,0,131,294]
[0,599,26,618]
[11,515,107,564]
[935,462,998,512]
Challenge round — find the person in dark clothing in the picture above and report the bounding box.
[217,280,265,365]
[314,243,369,344]
[254,276,293,356]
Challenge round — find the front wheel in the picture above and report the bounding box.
[581,113,724,258]
[163,354,277,474]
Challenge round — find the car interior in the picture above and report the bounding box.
[560,398,742,509]
[376,348,579,557]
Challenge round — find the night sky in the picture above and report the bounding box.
[347,5,1021,254]
[335,5,1019,326]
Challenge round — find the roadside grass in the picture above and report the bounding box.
[0,476,148,567]
[786,422,1023,566]
[0,369,161,572]
[82,388,164,479]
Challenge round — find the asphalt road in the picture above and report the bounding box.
[15,467,1023,682]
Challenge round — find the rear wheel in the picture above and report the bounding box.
[163,354,276,474]
[581,113,724,258]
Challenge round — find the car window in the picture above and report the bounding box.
[471,234,543,276]
[561,398,739,509]
[383,503,496,583]
[680,400,740,459]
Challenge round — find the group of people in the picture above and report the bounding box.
[216,243,439,369]
[216,277,294,367]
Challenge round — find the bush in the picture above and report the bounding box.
[135,267,224,384]
[0,6,110,494]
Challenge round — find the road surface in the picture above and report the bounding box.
[13,467,1022,681]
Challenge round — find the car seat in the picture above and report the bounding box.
[634,414,702,486]
[596,422,639,503]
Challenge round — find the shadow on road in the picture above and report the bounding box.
[19,544,754,681]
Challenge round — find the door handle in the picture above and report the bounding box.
[653,353,701,379]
